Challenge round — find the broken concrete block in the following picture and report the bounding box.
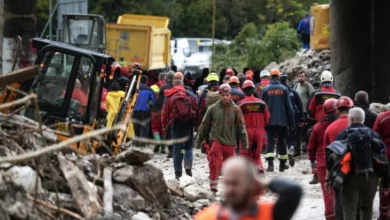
[5,166,43,194]
[132,212,152,220]
[115,148,153,165]
[183,185,213,202]
[113,184,145,211]
[179,175,195,189]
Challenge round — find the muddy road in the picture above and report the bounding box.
[150,149,380,220]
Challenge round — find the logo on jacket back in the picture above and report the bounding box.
[267,89,284,96]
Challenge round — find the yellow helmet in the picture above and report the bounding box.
[206,72,219,82]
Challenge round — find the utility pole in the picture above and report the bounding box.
[49,0,52,40]
[211,0,216,71]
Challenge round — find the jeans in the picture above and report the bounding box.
[340,174,378,220]
[171,122,193,175]
[265,126,288,160]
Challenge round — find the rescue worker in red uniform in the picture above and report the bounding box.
[307,71,340,122]
[256,70,270,97]
[194,157,303,220]
[228,76,245,104]
[195,84,248,194]
[323,96,354,220]
[151,72,167,153]
[307,98,338,220]
[373,109,390,220]
[238,80,270,174]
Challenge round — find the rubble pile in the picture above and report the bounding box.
[0,113,208,220]
[265,49,331,87]
[369,103,390,115]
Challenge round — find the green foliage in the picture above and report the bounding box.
[36,0,329,39]
[213,21,300,71]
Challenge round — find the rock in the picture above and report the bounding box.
[195,199,210,206]
[113,165,170,206]
[167,181,184,197]
[179,175,195,189]
[115,148,153,165]
[152,213,161,220]
[132,212,152,220]
[113,184,145,211]
[183,184,213,202]
[5,166,43,194]
[370,102,390,114]
[264,61,279,71]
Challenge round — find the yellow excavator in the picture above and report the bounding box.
[0,38,140,155]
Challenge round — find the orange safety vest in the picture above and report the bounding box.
[194,202,274,220]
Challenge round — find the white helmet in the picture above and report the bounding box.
[321,70,333,83]
[260,70,270,78]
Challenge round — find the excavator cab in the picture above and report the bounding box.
[20,38,115,153]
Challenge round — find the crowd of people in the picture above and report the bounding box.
[102,62,390,220]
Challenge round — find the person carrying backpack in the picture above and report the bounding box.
[161,72,198,179]
[327,107,390,220]
[195,84,248,194]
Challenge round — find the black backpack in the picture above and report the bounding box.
[346,128,374,176]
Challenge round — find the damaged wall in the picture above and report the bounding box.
[0,0,36,75]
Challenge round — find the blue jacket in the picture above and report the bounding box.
[261,80,294,127]
[297,16,310,34]
[134,84,155,112]
[231,86,245,104]
[284,84,304,122]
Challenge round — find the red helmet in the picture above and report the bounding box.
[245,74,253,81]
[229,76,240,84]
[337,96,354,109]
[219,84,232,94]
[120,67,129,75]
[323,98,338,114]
[242,80,255,89]
[225,68,234,76]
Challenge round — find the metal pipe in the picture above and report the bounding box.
[49,0,52,40]
[40,3,59,38]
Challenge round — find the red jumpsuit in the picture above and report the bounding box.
[238,96,270,173]
[308,119,335,220]
[323,116,349,148]
[373,111,390,220]
[151,81,165,136]
[307,87,339,121]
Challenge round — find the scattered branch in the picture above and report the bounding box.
[30,195,85,220]
[0,124,126,164]
[103,167,113,215]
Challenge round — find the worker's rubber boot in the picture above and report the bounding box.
[185,169,192,177]
[167,146,173,158]
[279,160,287,172]
[267,160,274,172]
[185,162,192,177]
[160,145,166,154]
[153,145,160,153]
[175,172,182,180]
[309,173,320,184]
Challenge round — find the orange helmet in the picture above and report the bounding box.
[174,72,184,79]
[270,68,280,76]
[242,80,255,89]
[245,74,253,81]
[245,70,254,76]
[225,68,235,76]
[219,84,232,93]
[337,96,354,109]
[229,76,240,84]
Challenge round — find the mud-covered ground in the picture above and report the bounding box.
[150,149,380,220]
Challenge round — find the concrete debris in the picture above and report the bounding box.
[132,212,152,220]
[115,147,154,165]
[183,184,213,202]
[179,175,196,189]
[265,49,331,87]
[0,114,202,219]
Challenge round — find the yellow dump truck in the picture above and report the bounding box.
[106,14,171,70]
[310,3,330,50]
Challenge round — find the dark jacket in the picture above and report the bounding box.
[307,85,340,121]
[231,86,245,104]
[355,102,377,129]
[134,84,155,112]
[261,79,294,127]
[284,84,304,122]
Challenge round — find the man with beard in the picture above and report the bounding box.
[194,157,302,220]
